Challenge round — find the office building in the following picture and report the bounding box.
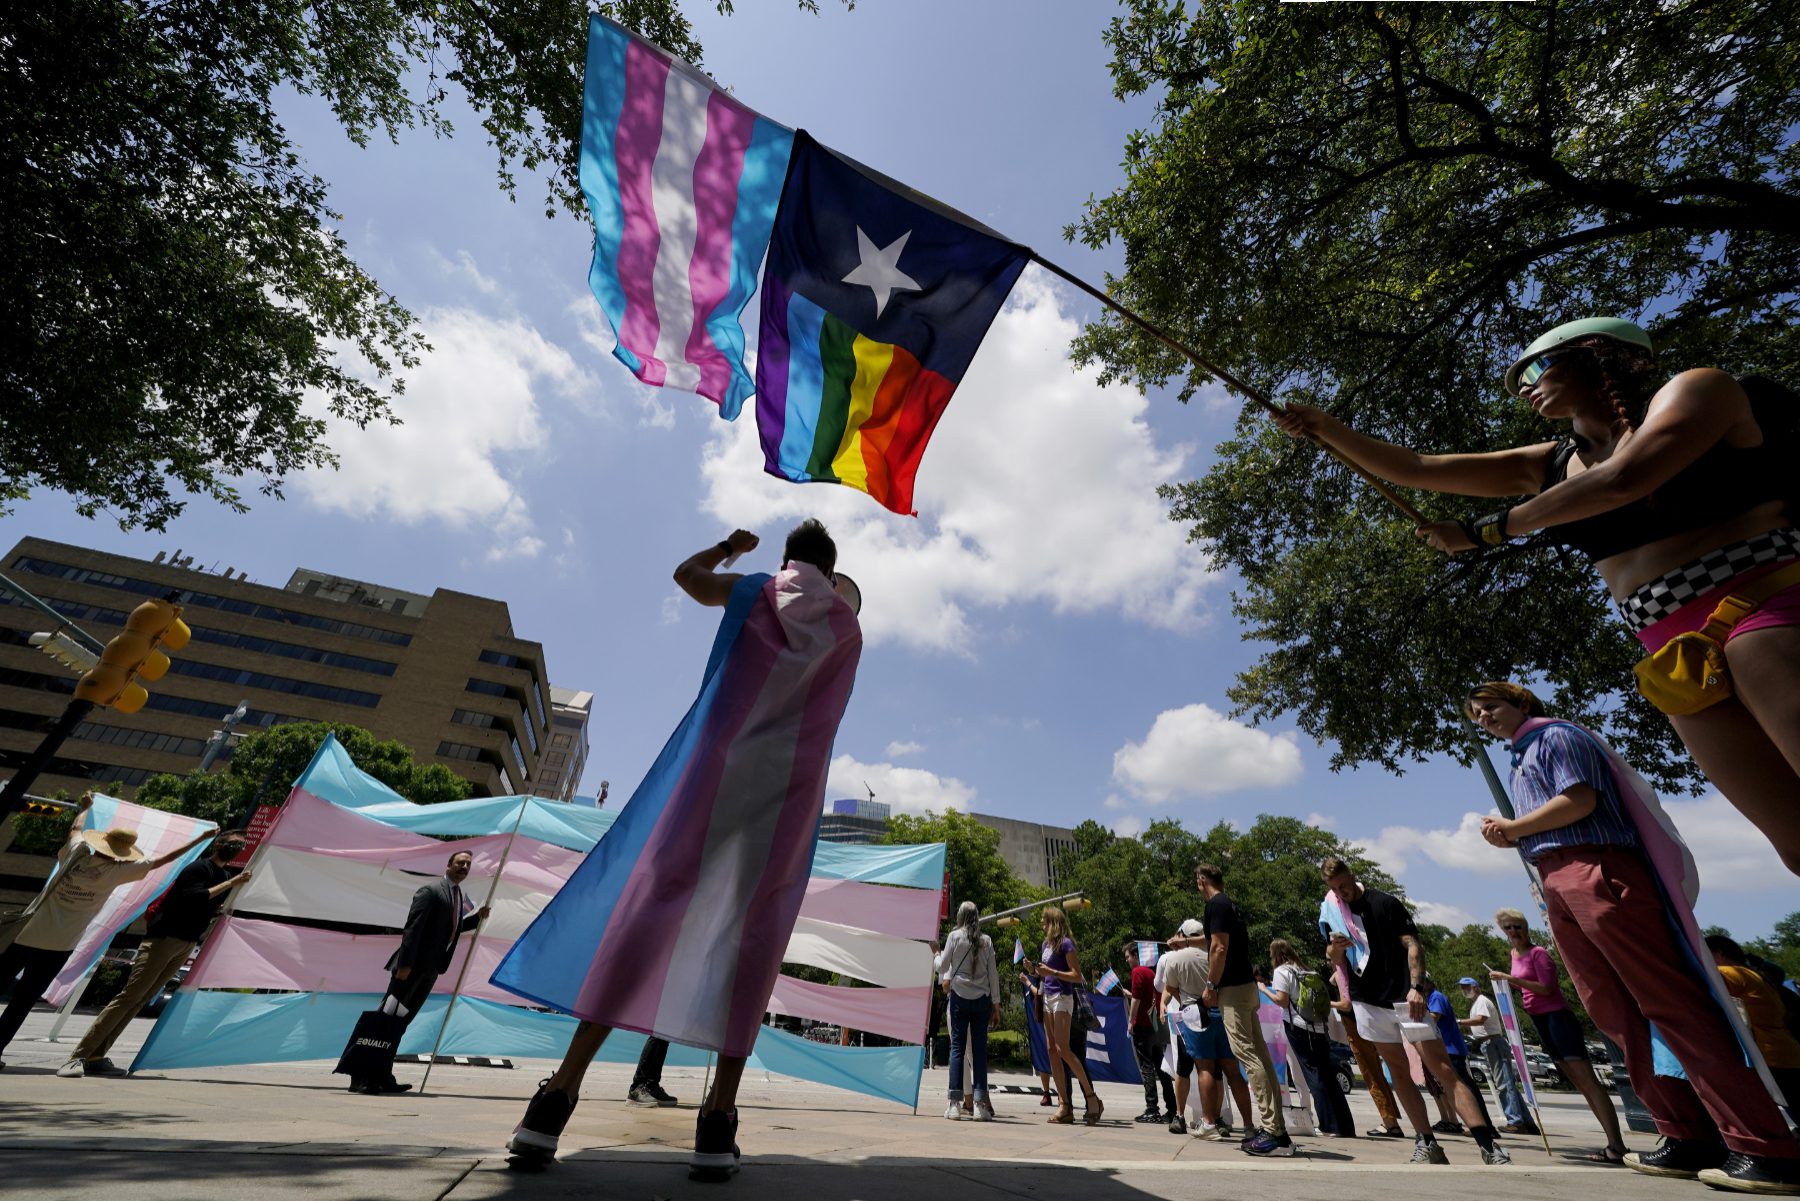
[818,796,890,844]
[0,537,559,801]
[971,813,1080,890]
[530,686,592,803]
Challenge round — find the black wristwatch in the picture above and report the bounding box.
[715,539,734,556]
[1458,508,1515,548]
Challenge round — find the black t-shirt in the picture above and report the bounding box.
[1202,891,1253,988]
[1347,886,1418,1007]
[147,858,236,941]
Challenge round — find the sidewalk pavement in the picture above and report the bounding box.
[0,1010,1689,1201]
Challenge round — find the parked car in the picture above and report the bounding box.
[1467,1045,1568,1090]
[138,964,190,1019]
[1329,1041,1356,1095]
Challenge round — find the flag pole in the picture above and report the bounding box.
[418,797,530,1097]
[1026,250,1429,526]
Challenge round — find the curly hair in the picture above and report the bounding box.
[1563,338,1659,429]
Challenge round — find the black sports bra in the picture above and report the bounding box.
[1541,436,1785,562]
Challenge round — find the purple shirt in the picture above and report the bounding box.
[1041,937,1075,997]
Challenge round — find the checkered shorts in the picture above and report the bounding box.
[1617,528,1800,632]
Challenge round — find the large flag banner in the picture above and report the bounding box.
[132,734,941,1108]
[1025,993,1141,1086]
[755,132,1030,515]
[1490,977,1541,1111]
[580,14,793,417]
[42,796,216,1005]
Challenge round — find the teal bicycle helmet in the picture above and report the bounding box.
[1503,317,1654,395]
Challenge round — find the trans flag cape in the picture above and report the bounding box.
[1509,717,1784,1110]
[493,564,861,1056]
[579,15,793,416]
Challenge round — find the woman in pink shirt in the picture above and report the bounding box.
[1490,908,1628,1163]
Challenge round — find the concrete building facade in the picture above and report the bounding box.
[530,686,592,803]
[0,537,559,802]
[971,813,1080,891]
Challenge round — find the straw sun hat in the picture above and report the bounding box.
[81,827,146,863]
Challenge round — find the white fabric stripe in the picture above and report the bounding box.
[645,61,709,392]
[651,623,822,1044]
[234,846,547,942]
[784,916,934,990]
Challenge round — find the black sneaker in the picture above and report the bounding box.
[1698,1152,1800,1195]
[1627,1137,1730,1180]
[508,1079,577,1162]
[629,1081,679,1107]
[690,1108,741,1182]
[1167,1114,1187,1135]
[1135,1109,1164,1124]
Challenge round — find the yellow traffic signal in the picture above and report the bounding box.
[1064,897,1092,912]
[22,799,66,816]
[74,598,189,714]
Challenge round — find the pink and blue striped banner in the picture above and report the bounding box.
[581,14,793,417]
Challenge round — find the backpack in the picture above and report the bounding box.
[1292,965,1331,1027]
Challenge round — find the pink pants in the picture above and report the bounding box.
[1538,846,1796,1159]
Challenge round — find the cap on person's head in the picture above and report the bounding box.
[1175,918,1203,939]
[1458,976,1479,987]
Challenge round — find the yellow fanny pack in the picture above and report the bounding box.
[1633,560,1800,716]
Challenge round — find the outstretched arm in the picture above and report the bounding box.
[1501,369,1751,537]
[673,530,758,607]
[1276,403,1557,498]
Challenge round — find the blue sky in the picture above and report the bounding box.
[11,2,1792,941]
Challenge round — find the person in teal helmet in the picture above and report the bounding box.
[1275,318,1800,877]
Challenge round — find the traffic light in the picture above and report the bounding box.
[22,798,69,816]
[73,598,190,714]
[1064,896,1093,912]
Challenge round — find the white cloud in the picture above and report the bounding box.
[1111,815,1146,838]
[885,740,925,759]
[1352,811,1517,879]
[1412,899,1479,930]
[568,297,675,428]
[827,753,975,815]
[1305,812,1337,830]
[1111,704,1303,802]
[694,270,1219,653]
[659,594,684,626]
[300,307,591,560]
[1102,794,1130,811]
[1664,793,1790,892]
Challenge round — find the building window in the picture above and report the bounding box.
[451,708,499,729]
[437,741,485,762]
[0,747,153,788]
[70,723,208,759]
[170,659,379,707]
[11,557,413,645]
[550,733,570,748]
[465,678,509,698]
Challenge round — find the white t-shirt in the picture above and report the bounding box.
[1271,962,1326,1033]
[16,841,153,952]
[1467,994,1502,1039]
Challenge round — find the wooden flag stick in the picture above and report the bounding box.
[1027,251,1429,525]
[418,797,530,1097]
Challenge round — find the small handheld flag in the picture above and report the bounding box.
[755,132,1029,516]
[1094,968,1121,996]
[1013,938,1025,965]
[1137,940,1160,967]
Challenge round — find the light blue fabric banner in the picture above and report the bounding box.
[811,840,946,890]
[132,991,923,1106]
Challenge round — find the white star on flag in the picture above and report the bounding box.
[842,227,921,319]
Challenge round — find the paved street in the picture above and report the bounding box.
[1,1010,1692,1201]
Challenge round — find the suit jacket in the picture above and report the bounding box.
[384,876,479,976]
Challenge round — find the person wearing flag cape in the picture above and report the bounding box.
[1468,680,1800,1194]
[493,521,862,1181]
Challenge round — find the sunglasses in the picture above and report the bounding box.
[1499,924,1526,932]
[1517,351,1578,388]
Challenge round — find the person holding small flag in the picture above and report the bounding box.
[1126,941,1178,1124]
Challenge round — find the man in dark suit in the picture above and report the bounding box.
[347,849,489,1094]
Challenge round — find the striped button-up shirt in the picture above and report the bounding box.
[1509,723,1639,861]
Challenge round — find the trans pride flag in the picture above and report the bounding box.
[756,133,1030,515]
[580,15,793,417]
[1094,968,1120,996]
[492,565,862,1056]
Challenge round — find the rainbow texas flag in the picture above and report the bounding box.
[756,132,1029,515]
[579,15,793,418]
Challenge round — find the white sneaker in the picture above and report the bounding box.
[1481,1144,1512,1165]
[973,1101,994,1122]
[55,1059,85,1079]
[1192,1122,1223,1141]
[943,1101,963,1120]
